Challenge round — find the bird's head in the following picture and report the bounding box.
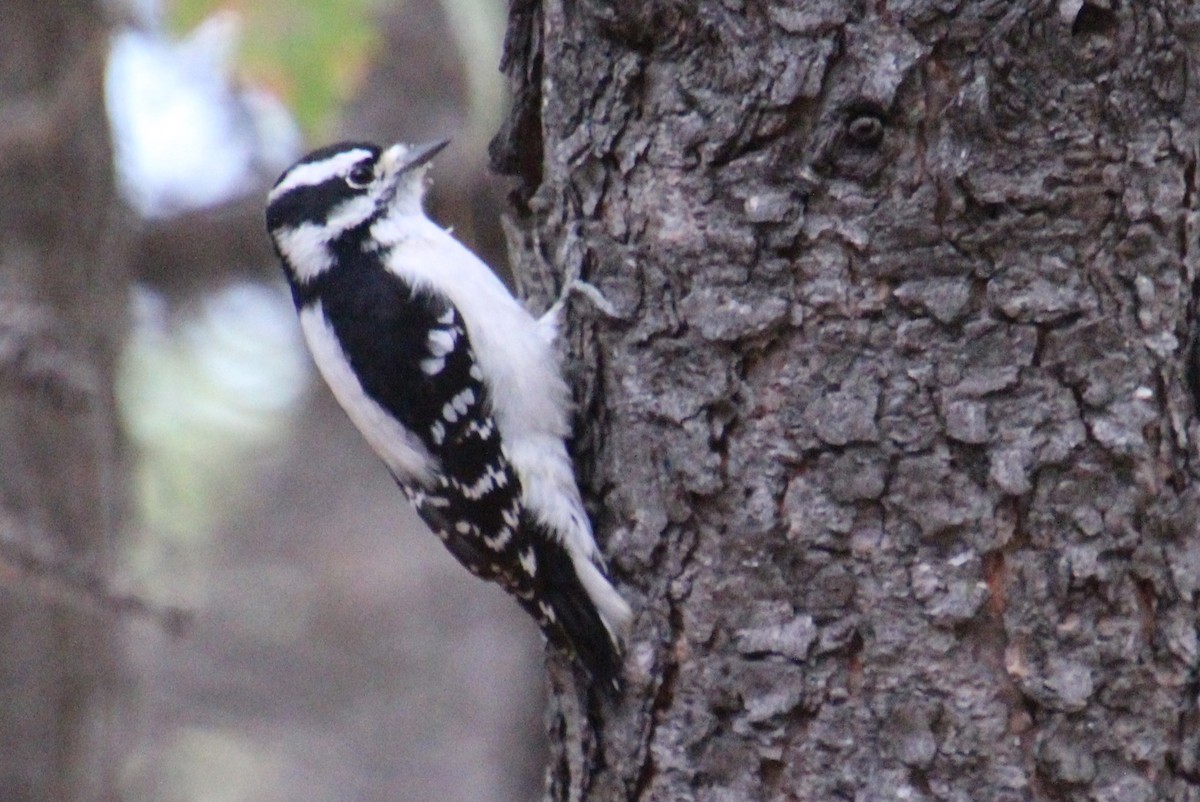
[265,139,449,284]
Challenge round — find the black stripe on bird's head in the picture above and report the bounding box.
[265,139,450,284]
[266,142,381,234]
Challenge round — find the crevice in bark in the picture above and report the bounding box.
[490,0,545,205]
[628,599,681,802]
[1070,3,1119,39]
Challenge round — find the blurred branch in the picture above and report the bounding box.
[0,515,191,635]
[0,297,103,413]
[130,194,277,297]
[0,0,132,798]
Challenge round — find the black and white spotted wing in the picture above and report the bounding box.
[307,247,527,578]
[305,252,619,682]
[396,307,623,685]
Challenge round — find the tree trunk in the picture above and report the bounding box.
[0,2,129,800]
[494,2,1200,800]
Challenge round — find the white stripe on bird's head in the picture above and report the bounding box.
[269,148,374,203]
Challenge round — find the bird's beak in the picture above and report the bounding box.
[380,138,451,178]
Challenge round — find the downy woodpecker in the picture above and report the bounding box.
[265,140,631,690]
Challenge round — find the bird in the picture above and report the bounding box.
[265,139,632,690]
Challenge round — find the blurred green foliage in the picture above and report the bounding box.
[170,0,387,138]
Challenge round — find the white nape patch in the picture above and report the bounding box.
[324,195,378,237]
[300,303,435,485]
[427,328,456,357]
[269,148,372,201]
[275,223,334,281]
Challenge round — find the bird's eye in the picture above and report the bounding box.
[346,164,375,188]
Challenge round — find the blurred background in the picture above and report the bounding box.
[103,0,547,799]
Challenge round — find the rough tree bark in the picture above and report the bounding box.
[493,2,1200,800]
[0,2,129,801]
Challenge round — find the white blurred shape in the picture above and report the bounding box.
[119,281,310,550]
[106,11,301,218]
[122,281,309,449]
[186,282,310,419]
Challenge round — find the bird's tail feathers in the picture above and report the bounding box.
[572,553,633,642]
[526,528,628,693]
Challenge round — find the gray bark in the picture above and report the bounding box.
[0,2,130,800]
[494,2,1200,800]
